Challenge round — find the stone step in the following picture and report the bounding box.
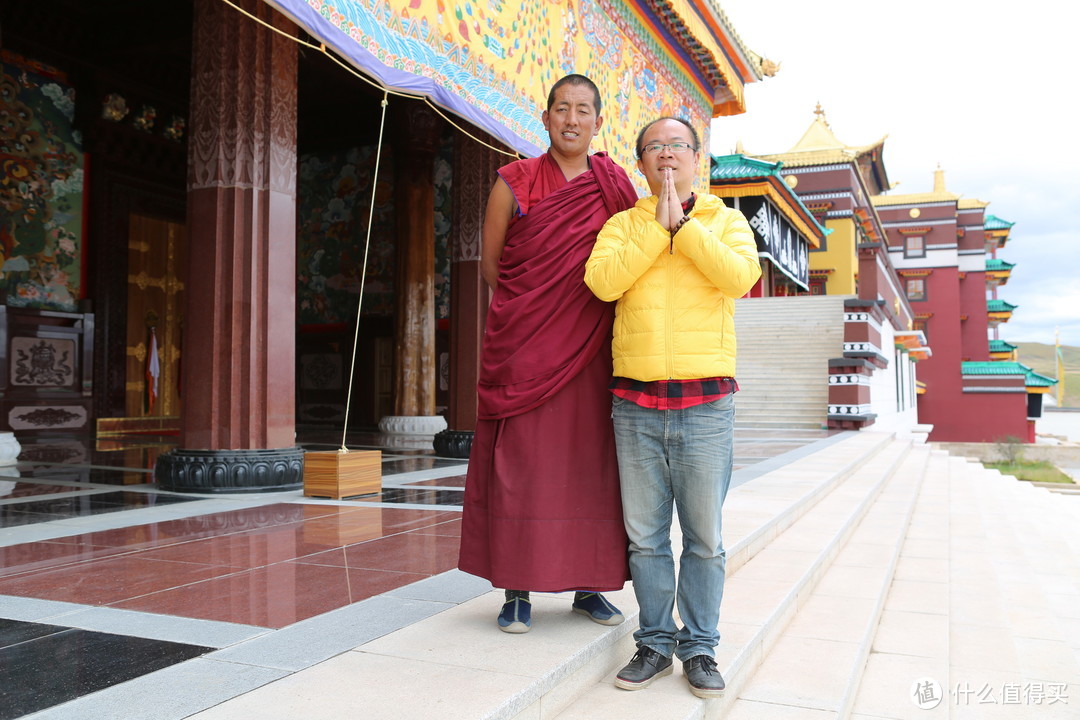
[726,445,932,719]
[735,420,827,431]
[549,436,914,720]
[180,433,898,720]
[850,452,1080,718]
[848,450,954,718]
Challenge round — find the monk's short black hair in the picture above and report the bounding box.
[547,74,602,115]
[635,117,701,159]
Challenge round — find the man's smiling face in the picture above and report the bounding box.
[542,83,603,159]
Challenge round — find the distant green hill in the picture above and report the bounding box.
[1013,342,1080,408]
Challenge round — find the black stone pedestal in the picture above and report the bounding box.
[154,447,304,493]
[433,430,474,459]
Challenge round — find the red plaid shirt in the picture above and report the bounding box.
[610,376,739,410]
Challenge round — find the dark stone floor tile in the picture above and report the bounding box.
[0,619,68,649]
[377,488,463,506]
[0,491,198,527]
[0,623,212,720]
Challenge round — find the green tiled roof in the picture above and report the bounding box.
[985,258,1015,271]
[989,339,1016,352]
[987,299,1017,312]
[710,154,783,180]
[984,214,1015,231]
[710,153,828,238]
[962,361,1057,387]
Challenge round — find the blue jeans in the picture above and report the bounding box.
[612,394,734,661]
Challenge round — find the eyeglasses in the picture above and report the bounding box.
[640,142,696,156]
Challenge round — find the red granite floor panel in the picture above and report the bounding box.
[0,555,242,605]
[108,562,428,628]
[296,531,461,576]
[0,540,133,579]
[413,517,462,537]
[0,503,465,628]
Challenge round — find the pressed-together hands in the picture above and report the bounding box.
[654,167,685,234]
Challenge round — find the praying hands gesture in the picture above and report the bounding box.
[655,167,685,234]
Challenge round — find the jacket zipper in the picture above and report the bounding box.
[665,250,675,379]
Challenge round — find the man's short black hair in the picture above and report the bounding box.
[547,74,602,115]
[635,116,701,159]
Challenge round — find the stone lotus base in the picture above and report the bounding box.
[377,415,448,436]
[155,447,304,493]
[0,432,21,466]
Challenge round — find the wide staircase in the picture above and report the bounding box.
[185,432,1080,720]
[733,295,848,431]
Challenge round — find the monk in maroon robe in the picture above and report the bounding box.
[458,75,638,633]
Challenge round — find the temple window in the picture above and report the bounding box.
[904,235,925,258]
[906,277,927,301]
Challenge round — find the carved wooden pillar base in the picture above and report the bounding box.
[155,447,304,493]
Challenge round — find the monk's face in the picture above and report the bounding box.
[542,83,603,159]
[636,119,699,198]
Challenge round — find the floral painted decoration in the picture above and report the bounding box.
[101,93,129,121]
[132,105,156,132]
[163,116,186,142]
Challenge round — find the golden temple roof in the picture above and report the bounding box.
[755,105,887,168]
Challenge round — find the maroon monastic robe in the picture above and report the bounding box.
[458,151,638,592]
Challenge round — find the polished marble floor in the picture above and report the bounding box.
[0,425,839,718]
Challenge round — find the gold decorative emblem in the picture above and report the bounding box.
[909,208,921,218]
[785,175,798,188]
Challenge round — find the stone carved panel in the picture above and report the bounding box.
[9,405,88,430]
[10,338,76,387]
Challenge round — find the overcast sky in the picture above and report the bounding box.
[710,0,1080,348]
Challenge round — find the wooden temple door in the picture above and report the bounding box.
[124,214,186,423]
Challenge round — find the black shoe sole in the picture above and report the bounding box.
[687,683,725,699]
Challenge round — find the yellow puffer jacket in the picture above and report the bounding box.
[585,192,761,381]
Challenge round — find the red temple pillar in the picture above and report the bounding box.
[156,0,302,491]
[446,135,500,431]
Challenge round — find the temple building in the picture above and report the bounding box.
[871,170,1055,442]
[742,109,923,434]
[708,153,824,297]
[0,0,766,489]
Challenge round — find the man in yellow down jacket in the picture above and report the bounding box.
[584,117,761,699]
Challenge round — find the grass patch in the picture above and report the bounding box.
[984,460,1075,484]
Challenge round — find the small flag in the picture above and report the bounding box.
[1056,329,1065,408]
[147,327,160,414]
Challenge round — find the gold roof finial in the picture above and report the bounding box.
[735,139,746,155]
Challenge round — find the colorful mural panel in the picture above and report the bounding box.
[0,51,84,311]
[266,0,721,191]
[297,145,396,324]
[434,141,452,320]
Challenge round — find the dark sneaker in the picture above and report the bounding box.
[572,592,625,626]
[683,655,725,698]
[614,646,673,690]
[497,590,531,633]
